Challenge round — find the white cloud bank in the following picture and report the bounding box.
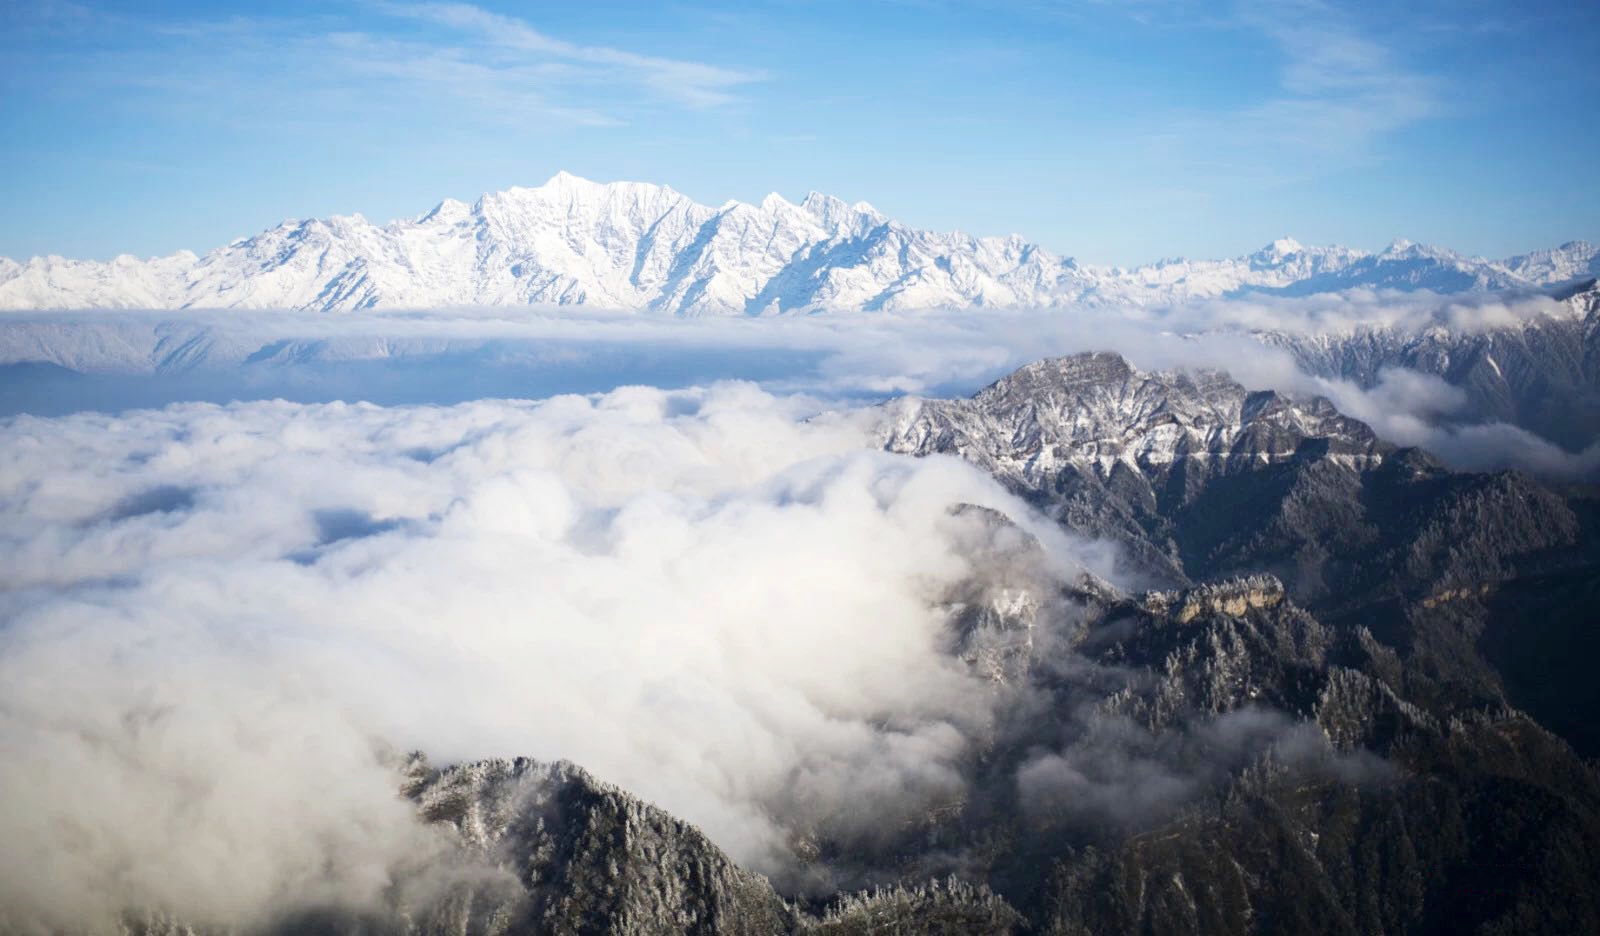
[7,286,1594,477]
[0,384,1105,930]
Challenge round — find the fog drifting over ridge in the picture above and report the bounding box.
[2,287,1595,477]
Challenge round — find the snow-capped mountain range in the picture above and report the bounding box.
[1,172,1596,315]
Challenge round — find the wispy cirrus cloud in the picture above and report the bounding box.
[1232,0,1437,166]
[378,2,766,108]
[1082,0,1439,183]
[16,2,763,132]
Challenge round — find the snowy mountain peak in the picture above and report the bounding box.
[511,172,674,203]
[797,191,884,231]
[0,175,1591,314]
[1257,237,1305,260]
[420,198,471,225]
[537,169,609,195]
[1503,240,1600,284]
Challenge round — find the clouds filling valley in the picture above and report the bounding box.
[0,384,1091,929]
[3,287,1595,477]
[0,287,1591,928]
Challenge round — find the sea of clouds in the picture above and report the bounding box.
[4,291,1594,475]
[0,382,1116,929]
[0,290,1592,929]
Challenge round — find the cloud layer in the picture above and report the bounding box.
[0,383,1106,929]
[8,284,1574,925]
[4,286,1593,477]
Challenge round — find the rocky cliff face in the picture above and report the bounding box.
[879,352,1584,605]
[859,351,1600,934]
[402,757,796,936]
[885,353,1600,729]
[913,564,1600,936]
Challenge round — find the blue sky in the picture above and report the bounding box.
[2,0,1597,266]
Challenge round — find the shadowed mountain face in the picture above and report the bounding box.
[880,353,1584,601]
[1267,280,1600,453]
[119,576,1600,936]
[882,352,1599,722]
[97,352,1600,935]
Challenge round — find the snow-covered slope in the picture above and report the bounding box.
[879,351,1388,492]
[1261,279,1600,452]
[0,173,1095,315]
[1,173,1594,314]
[876,351,1582,595]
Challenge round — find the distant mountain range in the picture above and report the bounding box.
[2,172,1595,314]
